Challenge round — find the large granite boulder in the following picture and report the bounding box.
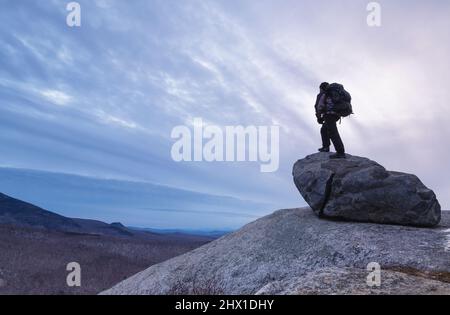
[292,153,441,227]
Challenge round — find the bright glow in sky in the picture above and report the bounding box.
[1,0,449,228]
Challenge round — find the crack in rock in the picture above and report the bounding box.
[319,173,335,217]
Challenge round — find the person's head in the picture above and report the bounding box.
[320,82,329,93]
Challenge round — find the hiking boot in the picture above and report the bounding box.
[330,153,346,159]
[318,147,330,153]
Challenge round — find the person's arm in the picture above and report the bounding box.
[317,94,326,114]
[315,94,325,124]
[314,94,320,114]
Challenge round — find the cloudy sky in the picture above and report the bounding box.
[0,0,449,228]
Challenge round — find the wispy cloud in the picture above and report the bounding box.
[40,89,72,106]
[0,0,449,228]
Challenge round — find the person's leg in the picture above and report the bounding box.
[320,124,331,150]
[325,115,345,154]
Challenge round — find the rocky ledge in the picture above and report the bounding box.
[101,208,450,295]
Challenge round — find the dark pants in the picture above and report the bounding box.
[320,114,345,154]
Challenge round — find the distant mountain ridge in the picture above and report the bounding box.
[0,192,81,231]
[0,192,214,241]
[131,227,232,238]
[0,167,271,229]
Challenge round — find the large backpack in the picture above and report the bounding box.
[326,83,353,117]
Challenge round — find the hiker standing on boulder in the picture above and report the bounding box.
[315,82,353,159]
